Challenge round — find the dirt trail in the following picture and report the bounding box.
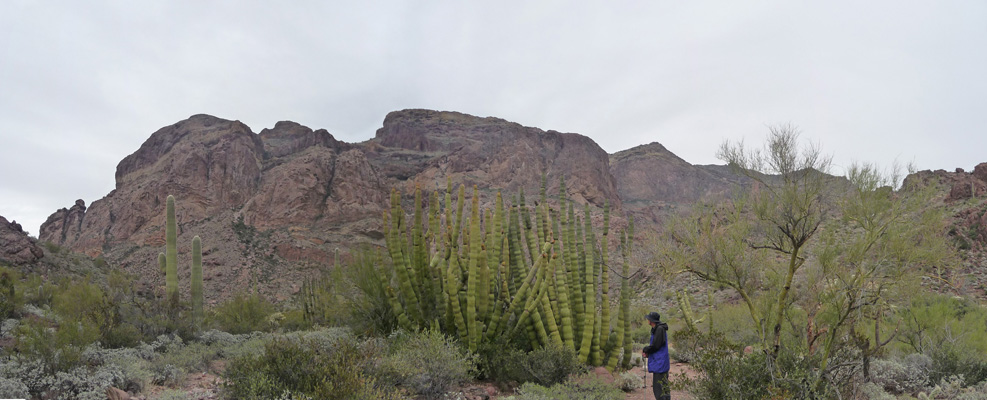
[621,362,697,400]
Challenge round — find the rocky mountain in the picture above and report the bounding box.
[32,108,984,303]
[35,110,630,303]
[609,142,746,223]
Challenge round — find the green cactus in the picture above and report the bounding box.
[191,235,203,327]
[377,180,636,369]
[165,195,178,302]
[621,218,634,369]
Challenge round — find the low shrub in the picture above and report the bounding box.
[209,292,276,334]
[222,335,402,400]
[871,353,933,395]
[614,371,642,392]
[478,340,585,387]
[505,374,624,400]
[898,295,987,387]
[380,328,477,399]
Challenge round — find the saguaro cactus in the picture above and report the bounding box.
[165,195,178,302]
[191,235,203,327]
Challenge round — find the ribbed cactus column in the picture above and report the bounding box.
[191,235,203,327]
[578,205,596,363]
[165,195,178,302]
[621,217,634,369]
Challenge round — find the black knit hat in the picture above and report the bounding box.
[645,312,661,323]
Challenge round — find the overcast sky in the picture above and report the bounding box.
[2,1,986,236]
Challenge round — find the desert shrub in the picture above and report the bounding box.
[871,353,933,395]
[223,335,401,400]
[915,375,987,400]
[898,295,987,386]
[1,318,18,338]
[0,269,21,319]
[210,292,276,334]
[505,374,624,400]
[678,330,772,400]
[380,328,476,399]
[614,371,642,392]
[337,246,396,335]
[0,376,30,399]
[675,329,839,399]
[478,339,585,387]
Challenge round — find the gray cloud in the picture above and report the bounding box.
[2,1,986,236]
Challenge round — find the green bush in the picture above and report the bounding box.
[898,295,987,387]
[505,374,624,400]
[210,292,276,334]
[380,328,477,399]
[871,354,933,395]
[222,335,402,400]
[478,339,585,387]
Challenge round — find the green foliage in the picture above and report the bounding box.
[222,334,403,400]
[505,374,624,400]
[209,292,276,334]
[298,246,396,335]
[896,295,987,387]
[0,269,18,319]
[478,340,585,387]
[674,329,842,400]
[380,328,477,399]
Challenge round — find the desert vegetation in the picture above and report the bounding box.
[2,128,987,400]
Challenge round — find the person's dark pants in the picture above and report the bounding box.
[652,371,670,400]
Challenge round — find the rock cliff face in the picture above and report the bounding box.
[35,110,630,301]
[609,142,744,223]
[369,109,620,208]
[0,216,44,265]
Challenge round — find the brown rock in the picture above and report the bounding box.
[369,109,621,209]
[974,162,987,184]
[0,215,44,265]
[609,143,743,223]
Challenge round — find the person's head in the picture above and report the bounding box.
[645,311,661,327]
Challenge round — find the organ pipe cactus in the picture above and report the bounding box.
[379,179,635,369]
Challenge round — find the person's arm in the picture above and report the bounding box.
[642,327,658,355]
[653,325,667,350]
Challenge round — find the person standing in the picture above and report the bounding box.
[642,311,670,400]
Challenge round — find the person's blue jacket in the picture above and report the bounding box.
[643,322,670,373]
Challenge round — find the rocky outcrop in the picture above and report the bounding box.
[38,199,87,245]
[0,216,44,265]
[369,109,621,208]
[609,143,744,223]
[903,167,987,202]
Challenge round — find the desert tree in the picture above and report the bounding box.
[715,123,834,359]
[805,163,949,387]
